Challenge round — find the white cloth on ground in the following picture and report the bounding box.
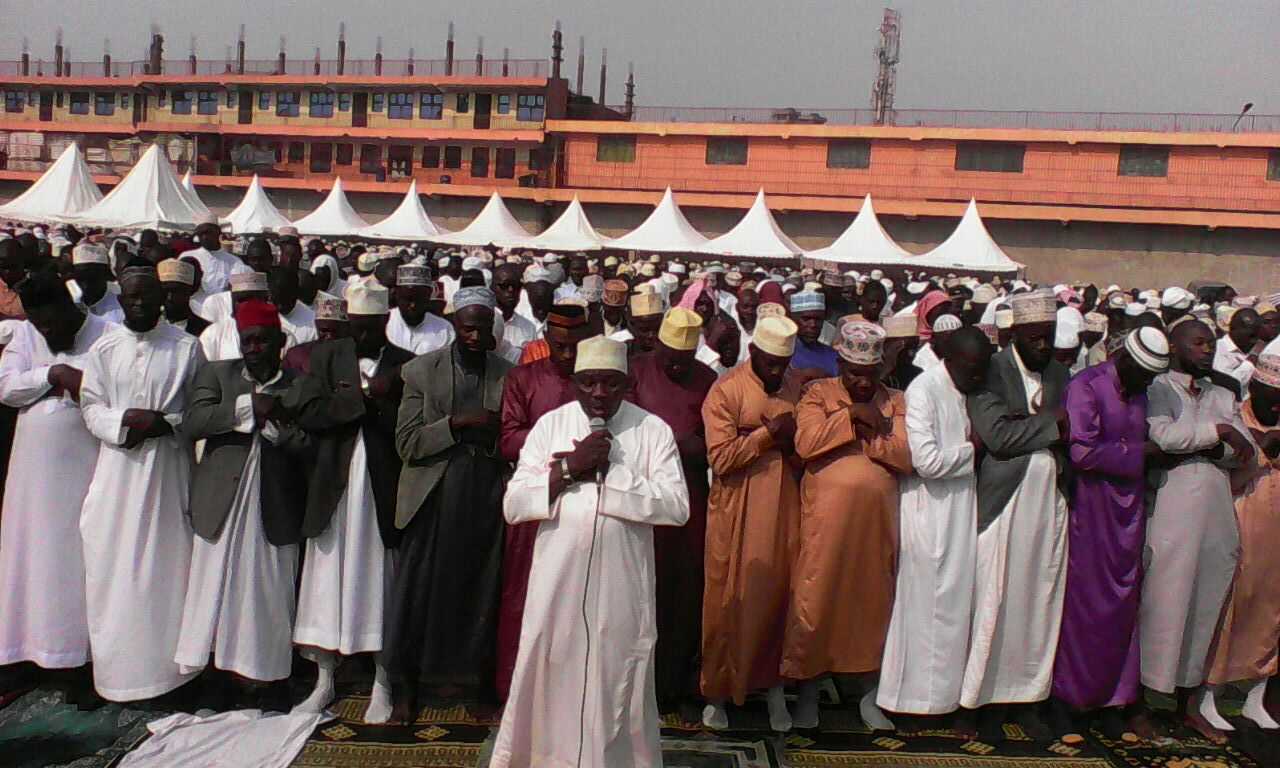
[117,709,331,768]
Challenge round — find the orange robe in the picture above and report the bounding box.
[1208,400,1280,684]
[782,381,911,680]
[700,363,802,703]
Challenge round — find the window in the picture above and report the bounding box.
[120,93,129,109]
[56,91,65,108]
[336,144,353,166]
[1117,146,1169,177]
[258,91,271,110]
[69,92,91,115]
[419,93,443,120]
[456,93,470,114]
[389,146,413,178]
[94,92,115,116]
[471,147,489,177]
[495,147,516,179]
[226,91,237,108]
[197,90,218,116]
[338,93,351,112]
[497,94,511,114]
[3,92,23,113]
[706,137,748,165]
[310,143,333,173]
[156,91,165,107]
[1269,150,1280,182]
[309,91,335,118]
[826,139,872,169]
[287,142,305,163]
[276,91,300,118]
[360,144,382,173]
[516,94,545,122]
[596,135,637,163]
[421,145,441,168]
[170,90,193,115]
[955,142,1024,173]
[529,147,547,171]
[371,93,384,113]
[388,92,413,120]
[443,145,463,169]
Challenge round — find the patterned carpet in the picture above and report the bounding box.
[3,683,1280,767]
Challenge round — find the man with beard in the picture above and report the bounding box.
[627,307,718,720]
[492,263,537,363]
[0,273,114,685]
[187,220,251,312]
[491,335,688,768]
[878,327,992,724]
[494,304,594,700]
[788,290,838,377]
[78,267,200,702]
[292,279,414,722]
[158,259,209,337]
[70,244,124,324]
[1141,317,1253,743]
[701,316,803,731]
[960,291,1072,737]
[786,321,912,730]
[388,264,454,355]
[386,286,513,722]
[175,300,313,709]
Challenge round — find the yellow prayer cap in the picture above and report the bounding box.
[574,335,628,375]
[756,302,788,320]
[658,307,703,351]
[753,316,798,358]
[630,291,664,317]
[882,313,918,338]
[604,256,619,268]
[158,259,196,286]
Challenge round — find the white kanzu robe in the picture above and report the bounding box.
[491,400,689,768]
[79,322,200,701]
[0,314,115,668]
[175,375,300,682]
[386,308,454,356]
[878,363,978,715]
[961,350,1069,708]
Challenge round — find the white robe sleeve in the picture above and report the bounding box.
[0,329,53,407]
[599,420,690,527]
[504,413,558,525]
[79,343,128,446]
[1146,378,1219,454]
[906,377,974,480]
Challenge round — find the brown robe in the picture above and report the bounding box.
[700,363,802,703]
[782,380,911,680]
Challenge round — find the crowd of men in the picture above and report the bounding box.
[0,216,1279,766]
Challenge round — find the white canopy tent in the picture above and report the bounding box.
[0,143,103,222]
[512,196,611,251]
[71,144,210,230]
[224,175,294,234]
[291,177,370,236]
[178,170,212,220]
[804,195,916,268]
[696,189,802,262]
[360,180,451,241]
[435,191,531,247]
[913,199,1023,274]
[608,187,709,253]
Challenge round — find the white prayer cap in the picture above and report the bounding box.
[668,263,687,275]
[1105,284,1121,294]
[196,212,219,226]
[835,321,886,366]
[71,243,110,266]
[870,269,884,281]
[1083,312,1108,334]
[437,256,451,268]
[906,281,928,295]
[523,264,552,284]
[882,313,918,339]
[345,278,390,316]
[995,309,1015,329]
[397,264,433,287]
[880,278,894,292]
[1054,323,1080,350]
[314,296,349,322]
[753,316,799,357]
[1008,290,1057,325]
[1124,327,1169,373]
[453,286,496,312]
[157,259,196,286]
[971,285,998,305]
[278,226,300,237]
[931,314,963,333]
[1161,287,1194,310]
[1254,355,1280,390]
[229,272,269,294]
[580,274,605,303]
[660,273,679,287]
[574,335,628,375]
[1106,292,1129,310]
[462,255,484,271]
[1123,303,1147,317]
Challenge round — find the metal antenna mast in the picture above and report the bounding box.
[871,8,901,126]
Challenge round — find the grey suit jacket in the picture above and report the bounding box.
[394,345,512,529]
[967,345,1071,533]
[183,359,315,545]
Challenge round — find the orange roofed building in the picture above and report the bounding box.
[1,28,1279,285]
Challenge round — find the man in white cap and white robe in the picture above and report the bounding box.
[70,244,124,324]
[491,335,689,768]
[199,272,305,362]
[388,264,454,356]
[188,220,252,311]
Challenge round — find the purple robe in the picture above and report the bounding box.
[627,351,717,700]
[1051,361,1149,709]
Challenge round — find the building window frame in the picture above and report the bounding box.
[360,144,383,174]
[495,147,516,178]
[456,93,470,114]
[4,92,24,113]
[258,91,271,110]
[596,135,637,163]
[516,94,545,122]
[470,146,490,177]
[309,91,336,118]
[443,145,463,169]
[69,91,92,115]
[705,137,748,166]
[196,90,219,116]
[1268,150,1280,182]
[421,145,441,168]
[1117,145,1170,178]
[419,92,443,120]
[93,91,115,116]
[226,90,237,108]
[371,93,385,113]
[169,89,193,115]
[336,143,353,166]
[388,92,414,120]
[338,92,352,112]
[496,94,511,115]
[826,139,872,170]
[120,92,130,109]
[276,91,301,118]
[954,141,1025,173]
[287,142,305,164]
[310,142,333,173]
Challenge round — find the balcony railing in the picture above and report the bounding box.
[0,57,549,80]
[617,106,1280,133]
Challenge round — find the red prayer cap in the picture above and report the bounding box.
[757,280,785,306]
[234,299,281,331]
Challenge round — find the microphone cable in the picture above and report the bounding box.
[577,432,607,767]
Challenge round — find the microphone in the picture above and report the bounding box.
[589,416,608,483]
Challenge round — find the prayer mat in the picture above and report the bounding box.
[0,688,159,768]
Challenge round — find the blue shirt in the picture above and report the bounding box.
[790,339,839,377]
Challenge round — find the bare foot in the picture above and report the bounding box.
[390,690,415,725]
[1123,709,1161,742]
[1184,710,1230,745]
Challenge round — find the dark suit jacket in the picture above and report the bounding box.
[394,345,512,529]
[967,345,1071,533]
[296,337,414,547]
[183,359,315,545]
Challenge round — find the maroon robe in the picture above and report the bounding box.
[495,356,578,700]
[627,351,717,700]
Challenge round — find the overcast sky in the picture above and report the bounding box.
[4,0,1275,114]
